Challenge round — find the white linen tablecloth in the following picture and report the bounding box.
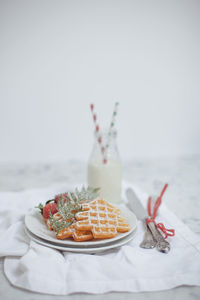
[0,182,200,295]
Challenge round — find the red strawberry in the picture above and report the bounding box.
[43,203,58,219]
[54,193,67,203]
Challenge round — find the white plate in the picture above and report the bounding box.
[25,226,136,253]
[25,205,137,247]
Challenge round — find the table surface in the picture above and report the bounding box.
[0,156,200,300]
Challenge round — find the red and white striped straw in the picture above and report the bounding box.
[90,104,107,164]
[105,102,119,156]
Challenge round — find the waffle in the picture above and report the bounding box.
[45,212,93,242]
[56,223,93,242]
[75,198,130,239]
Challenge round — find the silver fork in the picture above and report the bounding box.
[147,195,170,253]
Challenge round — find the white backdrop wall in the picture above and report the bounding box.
[0,0,199,163]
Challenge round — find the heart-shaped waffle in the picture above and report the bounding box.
[75,198,130,239]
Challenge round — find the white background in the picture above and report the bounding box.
[0,0,199,163]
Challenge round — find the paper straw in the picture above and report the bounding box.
[90,104,107,164]
[104,102,119,158]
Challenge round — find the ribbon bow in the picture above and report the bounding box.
[146,184,175,239]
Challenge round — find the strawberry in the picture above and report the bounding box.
[54,193,67,203]
[42,202,58,219]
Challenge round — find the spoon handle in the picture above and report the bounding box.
[147,221,170,253]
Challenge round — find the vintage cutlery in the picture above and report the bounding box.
[126,188,156,249]
[126,188,170,253]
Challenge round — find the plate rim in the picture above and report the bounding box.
[25,223,137,248]
[24,226,137,253]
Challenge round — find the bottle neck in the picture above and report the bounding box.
[90,129,120,163]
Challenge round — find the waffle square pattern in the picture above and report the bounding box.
[75,198,130,239]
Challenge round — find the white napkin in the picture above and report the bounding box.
[0,182,200,295]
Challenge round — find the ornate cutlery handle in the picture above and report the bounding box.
[147,221,170,253]
[140,225,157,249]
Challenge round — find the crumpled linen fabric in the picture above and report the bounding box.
[0,182,199,295]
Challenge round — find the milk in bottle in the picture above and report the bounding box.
[87,130,122,204]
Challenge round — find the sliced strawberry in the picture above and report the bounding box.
[43,202,58,219]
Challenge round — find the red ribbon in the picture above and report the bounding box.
[146,184,175,239]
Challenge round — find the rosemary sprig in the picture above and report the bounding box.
[57,194,80,220]
[73,186,100,202]
[49,211,73,233]
[41,186,100,234]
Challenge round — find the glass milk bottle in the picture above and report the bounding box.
[87,130,122,204]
